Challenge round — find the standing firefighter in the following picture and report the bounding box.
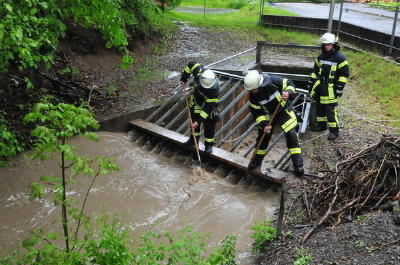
[180,61,220,154]
[244,70,304,176]
[309,33,350,140]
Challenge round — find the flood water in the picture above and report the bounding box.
[0,132,280,263]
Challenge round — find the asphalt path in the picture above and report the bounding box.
[272,2,399,36]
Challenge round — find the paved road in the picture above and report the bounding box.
[272,2,399,36]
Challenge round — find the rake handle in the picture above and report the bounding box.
[184,91,202,167]
[248,103,282,167]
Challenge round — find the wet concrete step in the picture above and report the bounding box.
[129,119,287,184]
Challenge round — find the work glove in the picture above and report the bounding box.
[335,85,344,97]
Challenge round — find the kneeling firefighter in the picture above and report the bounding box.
[244,70,304,176]
[180,61,220,154]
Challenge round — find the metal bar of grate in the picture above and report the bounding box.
[230,123,257,152]
[214,102,249,139]
[155,94,187,125]
[184,84,247,135]
[217,113,252,148]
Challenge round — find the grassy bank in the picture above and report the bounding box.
[169,5,400,128]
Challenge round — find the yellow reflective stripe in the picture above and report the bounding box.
[289,148,301,154]
[320,98,338,104]
[334,106,339,125]
[283,79,288,89]
[205,98,219,103]
[191,63,200,72]
[310,80,321,97]
[317,116,327,122]
[194,132,201,136]
[329,65,337,79]
[184,66,191,73]
[250,103,262,109]
[315,58,321,67]
[338,77,347,83]
[328,122,337,128]
[311,73,317,79]
[256,149,268,155]
[205,137,214,143]
[256,115,267,124]
[328,83,335,98]
[281,111,297,132]
[286,85,295,93]
[200,111,209,119]
[338,60,348,69]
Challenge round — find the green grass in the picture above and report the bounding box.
[170,3,296,26]
[346,51,400,124]
[181,0,247,9]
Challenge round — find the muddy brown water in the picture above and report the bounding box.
[0,131,280,263]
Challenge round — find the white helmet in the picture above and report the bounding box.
[320,33,337,44]
[199,69,217,89]
[243,70,264,91]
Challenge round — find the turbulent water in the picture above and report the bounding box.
[0,131,280,263]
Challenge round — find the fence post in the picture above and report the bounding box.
[389,0,399,55]
[327,0,336,32]
[336,0,345,38]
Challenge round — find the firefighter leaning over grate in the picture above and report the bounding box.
[180,61,220,154]
[243,70,304,177]
[309,33,350,140]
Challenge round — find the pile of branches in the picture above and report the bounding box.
[301,135,400,243]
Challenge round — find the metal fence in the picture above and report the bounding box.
[260,0,400,57]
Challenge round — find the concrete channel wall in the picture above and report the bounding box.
[261,15,400,57]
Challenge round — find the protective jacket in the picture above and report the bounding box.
[180,61,219,123]
[180,61,220,146]
[309,49,349,104]
[249,74,297,133]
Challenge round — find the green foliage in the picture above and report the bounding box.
[250,219,277,253]
[1,224,237,264]
[369,1,400,11]
[0,111,24,166]
[133,226,237,264]
[293,248,312,265]
[23,102,119,252]
[0,0,177,73]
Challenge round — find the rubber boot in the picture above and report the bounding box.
[204,142,213,154]
[328,127,339,141]
[291,154,304,177]
[248,155,264,171]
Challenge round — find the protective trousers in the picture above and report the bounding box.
[190,108,217,148]
[252,111,303,170]
[316,102,339,134]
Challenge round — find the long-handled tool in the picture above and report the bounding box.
[245,103,281,181]
[184,90,203,172]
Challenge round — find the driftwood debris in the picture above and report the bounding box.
[302,135,400,243]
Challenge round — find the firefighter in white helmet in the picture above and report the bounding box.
[308,33,350,140]
[243,70,304,176]
[180,61,220,154]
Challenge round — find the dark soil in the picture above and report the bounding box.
[2,20,399,264]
